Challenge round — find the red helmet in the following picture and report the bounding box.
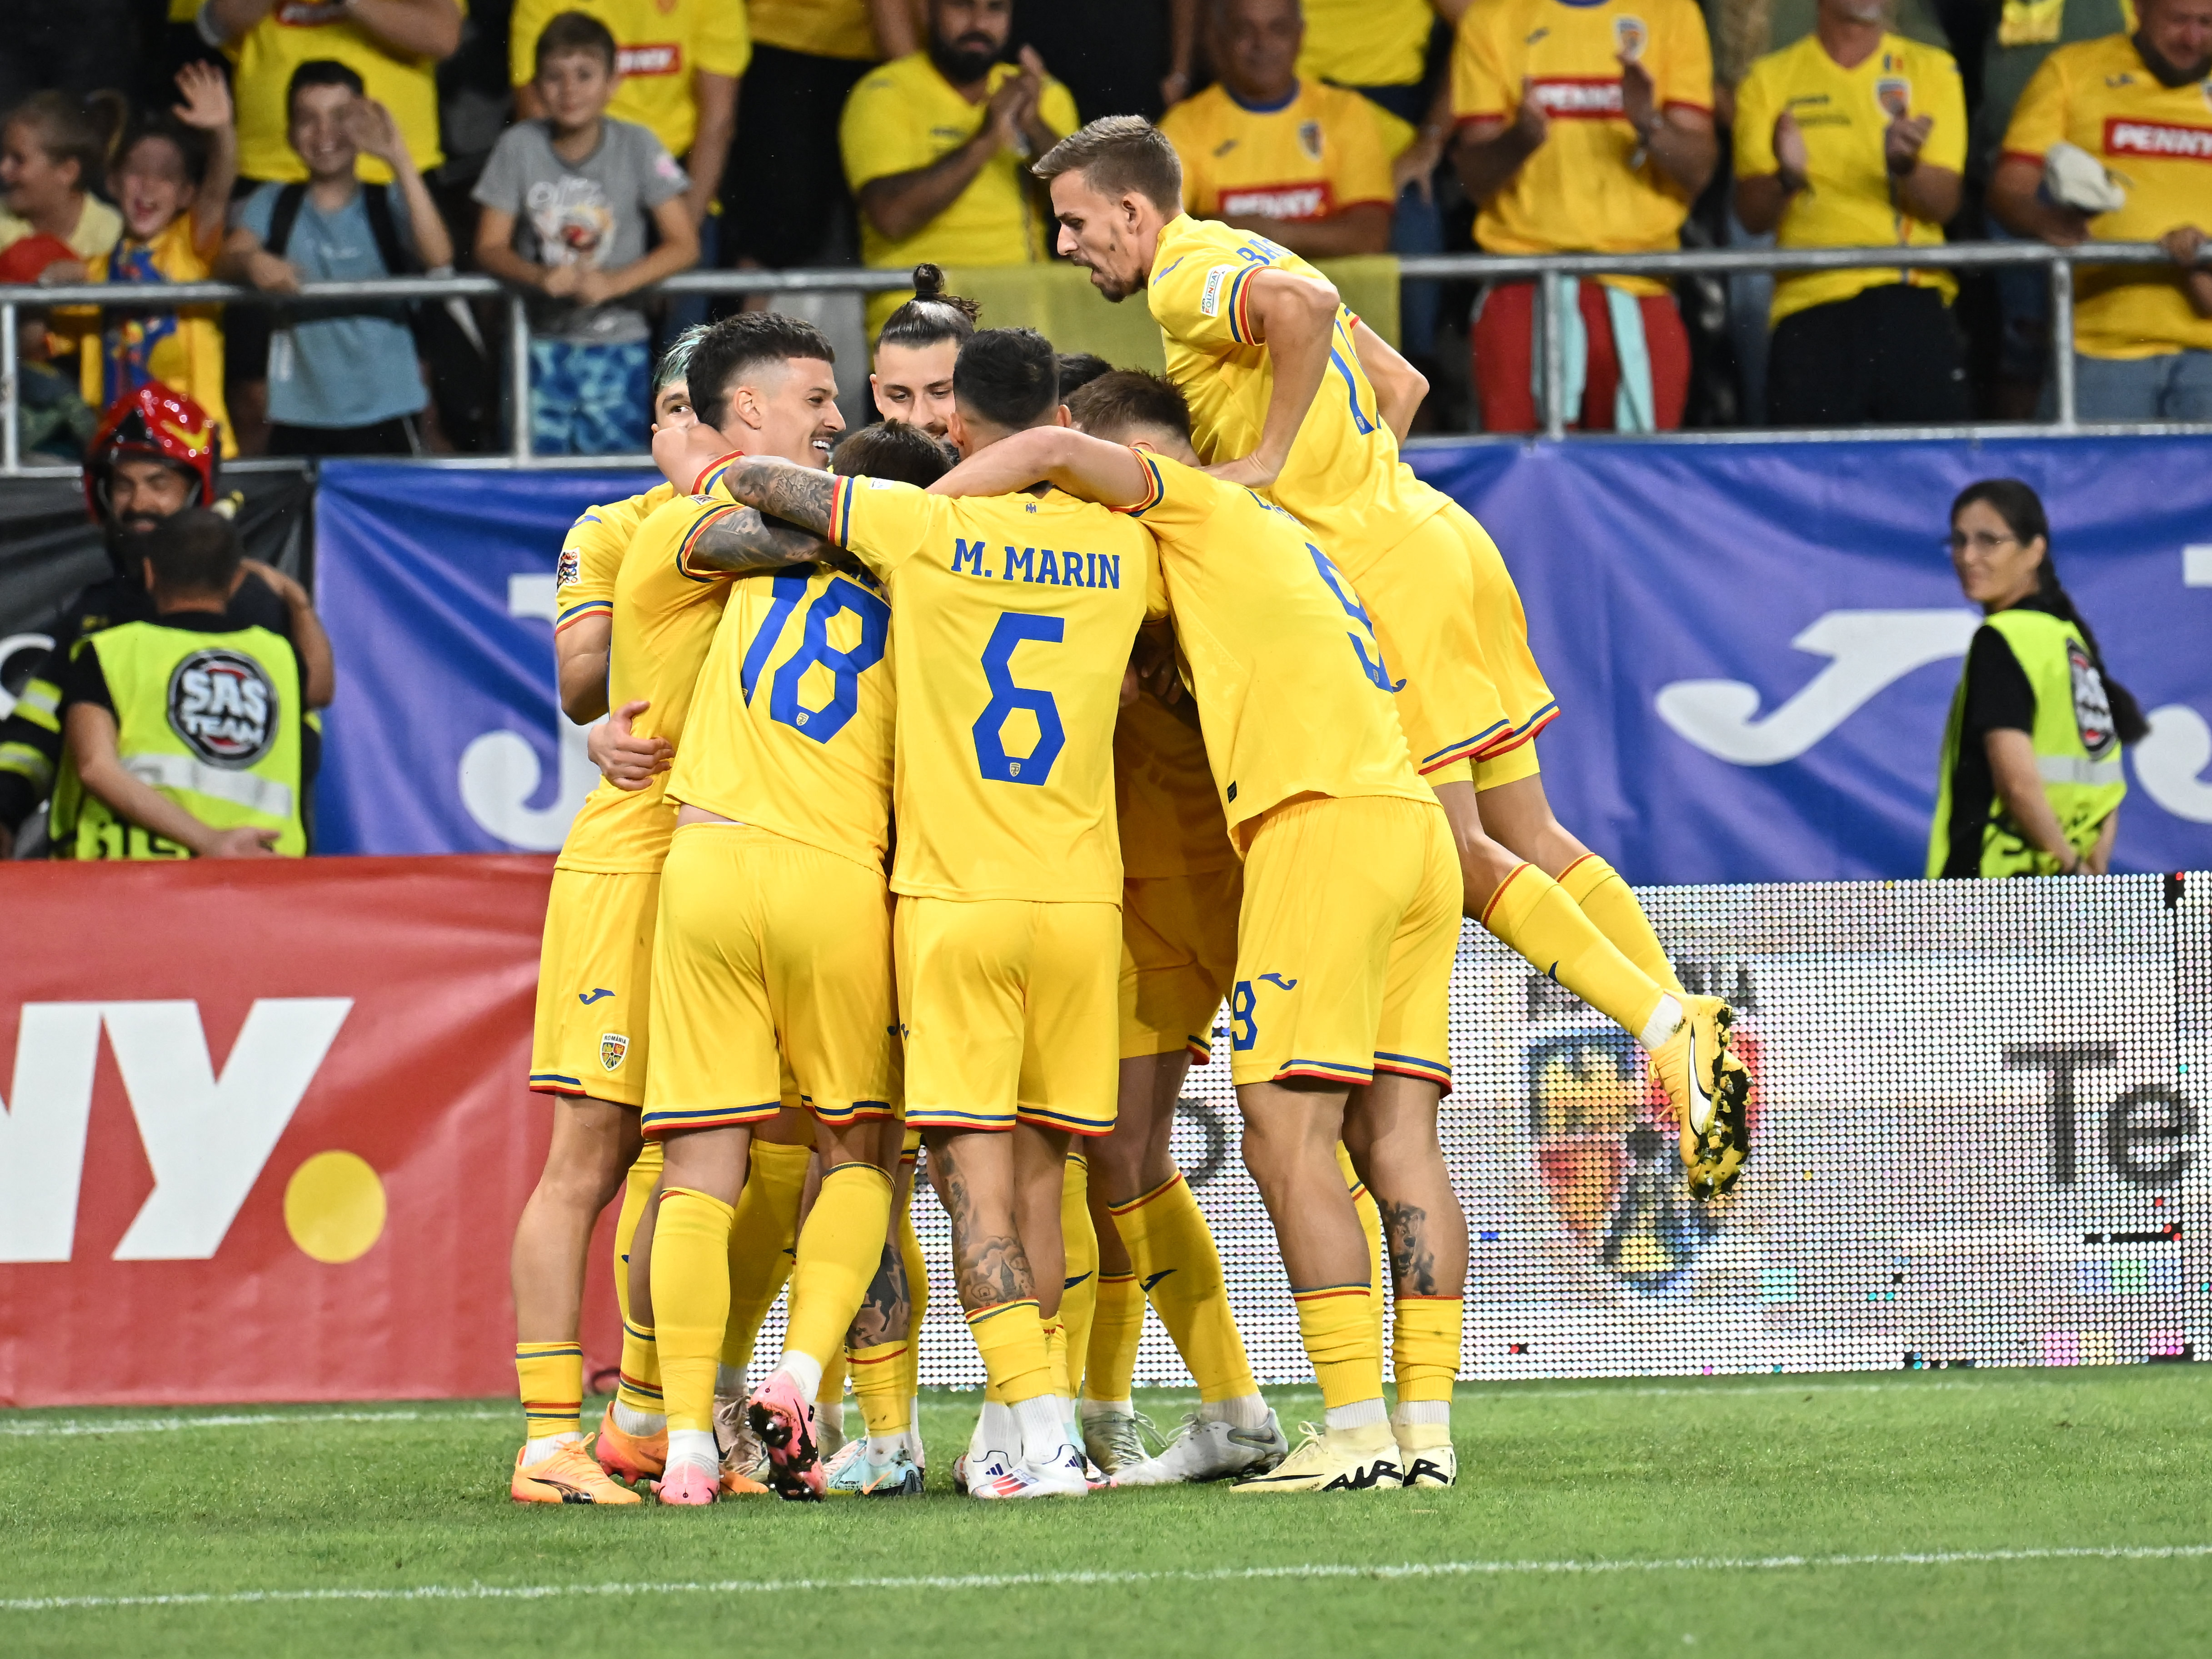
[84,384,221,523]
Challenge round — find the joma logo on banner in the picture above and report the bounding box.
[0,999,351,1262]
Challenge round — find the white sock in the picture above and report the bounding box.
[1638,994,1685,1052]
[1200,1392,1270,1432]
[1393,1400,1450,1427]
[716,1363,746,1395]
[1081,1396,1133,1421]
[611,1401,664,1436]
[1324,1397,1388,1433]
[666,1427,719,1474]
[977,1399,1018,1460]
[908,1393,922,1441]
[774,1351,824,1404]
[815,1396,845,1436]
[868,1428,911,1460]
[521,1430,579,1466]
[1014,1393,1072,1463]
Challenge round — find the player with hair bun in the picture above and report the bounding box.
[869,263,981,435]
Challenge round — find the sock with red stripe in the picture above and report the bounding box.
[515,1341,582,1464]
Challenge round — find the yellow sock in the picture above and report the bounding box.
[1482,862,1666,1038]
[1043,1316,1071,1400]
[649,1186,734,1435]
[1293,1284,1383,1410]
[1338,1143,1388,1364]
[515,1341,582,1440]
[782,1163,894,1369]
[1085,1273,1143,1403]
[896,1170,927,1425]
[611,1140,664,1415]
[848,1338,908,1439]
[968,1299,1053,1406]
[1111,1172,1258,1404]
[1558,853,1683,994]
[720,1139,809,1372]
[1393,1295,1462,1403]
[1058,1156,1098,1401]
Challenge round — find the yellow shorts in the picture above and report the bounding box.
[643,823,900,1138]
[530,867,659,1107]
[1353,501,1557,777]
[1228,794,1459,1093]
[896,895,1121,1137]
[1120,865,1241,1062]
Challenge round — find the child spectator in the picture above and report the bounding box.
[474,11,699,455]
[0,90,127,281]
[66,64,240,457]
[225,60,455,457]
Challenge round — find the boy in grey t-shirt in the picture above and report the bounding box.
[474,10,697,454]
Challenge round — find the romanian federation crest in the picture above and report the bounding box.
[599,1031,630,1071]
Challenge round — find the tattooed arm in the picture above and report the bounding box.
[682,503,832,576]
[714,457,841,535]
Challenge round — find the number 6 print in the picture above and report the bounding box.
[973,611,1067,785]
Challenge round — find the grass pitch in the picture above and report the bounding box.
[4,1368,2209,1658]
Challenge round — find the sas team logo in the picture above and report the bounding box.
[168,648,278,768]
[599,1031,630,1072]
[2068,641,2117,756]
[1613,15,1647,59]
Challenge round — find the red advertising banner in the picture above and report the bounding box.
[0,856,625,1408]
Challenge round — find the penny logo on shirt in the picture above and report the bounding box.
[168,649,278,769]
[1613,16,1648,60]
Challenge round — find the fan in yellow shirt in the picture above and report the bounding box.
[1159,0,1394,259]
[1036,118,1751,1207]
[839,2,1079,333]
[1448,0,1717,429]
[210,0,462,186]
[1990,1,2212,417]
[931,366,1462,1492]
[704,328,1164,1500]
[509,317,843,1507]
[1733,2,1969,425]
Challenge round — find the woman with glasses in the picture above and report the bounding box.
[1927,478,2148,879]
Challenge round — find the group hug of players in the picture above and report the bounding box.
[506,116,1753,1506]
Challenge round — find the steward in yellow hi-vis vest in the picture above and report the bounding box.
[1930,480,2143,880]
[51,511,312,860]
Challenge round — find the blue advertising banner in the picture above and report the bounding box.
[1406,436,2212,880]
[315,441,2212,877]
[315,462,655,855]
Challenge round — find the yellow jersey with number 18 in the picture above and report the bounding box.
[1117,452,1428,847]
[555,483,678,637]
[827,476,1166,905]
[665,563,896,875]
[1146,213,1445,579]
[555,472,745,874]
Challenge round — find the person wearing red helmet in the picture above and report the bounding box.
[0,382,332,857]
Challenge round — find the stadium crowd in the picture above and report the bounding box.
[4,0,2209,458]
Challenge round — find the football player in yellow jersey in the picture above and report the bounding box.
[1035,118,1751,1201]
[634,422,955,1505]
[708,329,1167,1499]
[511,316,845,1505]
[509,337,701,1507]
[869,264,981,437]
[935,369,1464,1492]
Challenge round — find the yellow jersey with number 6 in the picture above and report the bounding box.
[666,562,896,875]
[828,475,1166,905]
[1145,213,1445,576]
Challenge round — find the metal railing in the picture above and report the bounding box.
[5,239,2208,473]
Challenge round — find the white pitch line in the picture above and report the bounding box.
[0,1408,511,1439]
[6,1545,2210,1615]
